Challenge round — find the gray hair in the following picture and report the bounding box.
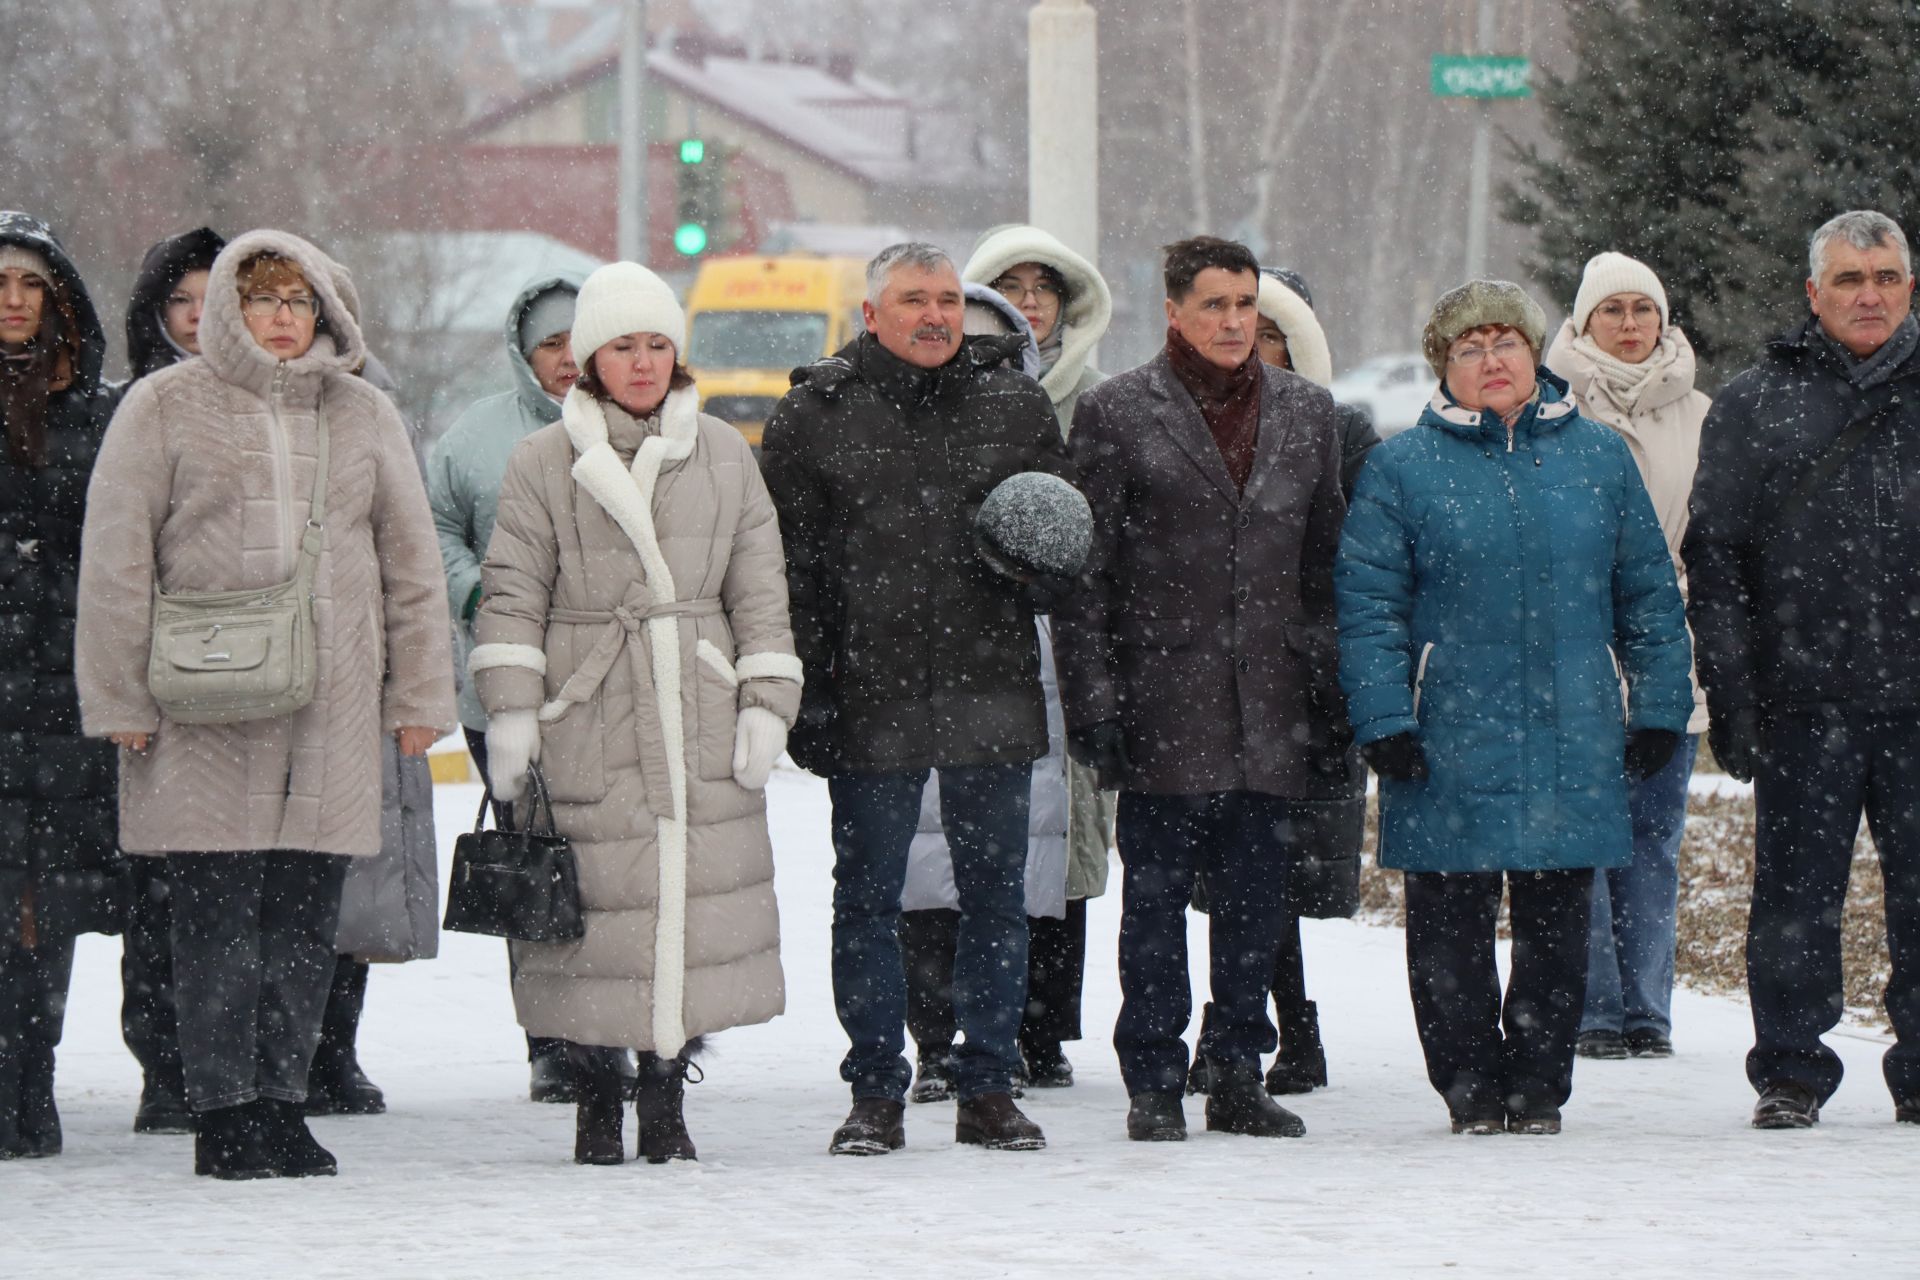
[866,242,956,305]
[1809,210,1912,282]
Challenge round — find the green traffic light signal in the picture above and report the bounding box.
[679,138,705,164]
[674,222,710,256]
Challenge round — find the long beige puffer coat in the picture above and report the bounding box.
[75,229,456,856]
[473,384,800,1056]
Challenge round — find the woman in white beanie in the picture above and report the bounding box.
[471,261,801,1166]
[1545,251,1711,1063]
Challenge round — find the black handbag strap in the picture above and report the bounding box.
[489,765,559,837]
[1756,394,1895,546]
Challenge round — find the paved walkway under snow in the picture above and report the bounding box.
[4,768,1910,1278]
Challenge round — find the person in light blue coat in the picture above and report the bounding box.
[1335,279,1692,1136]
[425,272,583,1102]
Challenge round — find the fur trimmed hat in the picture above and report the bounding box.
[1421,279,1547,378]
[569,261,685,367]
[1571,251,1668,337]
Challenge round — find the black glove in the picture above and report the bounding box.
[1624,728,1681,781]
[1067,720,1132,787]
[784,700,840,777]
[1024,570,1077,614]
[1360,732,1429,782]
[1708,706,1763,784]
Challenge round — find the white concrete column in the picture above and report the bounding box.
[1028,0,1099,266]
[617,0,648,263]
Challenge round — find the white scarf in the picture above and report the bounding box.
[1568,327,1681,416]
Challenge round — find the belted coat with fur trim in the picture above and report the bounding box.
[473,385,800,1055]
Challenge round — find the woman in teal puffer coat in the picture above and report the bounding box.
[1336,280,1692,1137]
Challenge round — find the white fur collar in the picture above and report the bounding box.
[560,385,701,599]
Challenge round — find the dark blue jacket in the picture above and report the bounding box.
[1336,372,1692,873]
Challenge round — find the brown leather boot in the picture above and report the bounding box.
[828,1098,905,1156]
[954,1092,1046,1151]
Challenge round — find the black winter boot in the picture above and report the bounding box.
[1266,1000,1328,1095]
[0,996,21,1159]
[954,1092,1046,1150]
[635,1040,702,1164]
[829,1098,905,1156]
[264,1098,338,1175]
[571,1045,627,1165]
[909,1046,956,1103]
[305,958,386,1116]
[134,1069,192,1135]
[1126,1092,1187,1142]
[1204,1059,1307,1138]
[195,1101,278,1180]
[16,1036,58,1158]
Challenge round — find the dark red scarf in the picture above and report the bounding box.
[1166,326,1262,492]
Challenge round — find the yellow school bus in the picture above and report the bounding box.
[684,256,869,449]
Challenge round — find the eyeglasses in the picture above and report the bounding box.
[993,277,1062,303]
[242,293,320,320]
[1448,336,1528,367]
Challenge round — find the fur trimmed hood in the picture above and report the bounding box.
[963,224,1111,407]
[1256,272,1334,388]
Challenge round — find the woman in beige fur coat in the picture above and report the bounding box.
[76,230,455,1180]
[473,261,800,1167]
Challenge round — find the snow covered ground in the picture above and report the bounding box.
[5,765,1913,1278]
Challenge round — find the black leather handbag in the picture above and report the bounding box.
[442,767,585,943]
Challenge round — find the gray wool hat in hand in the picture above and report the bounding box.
[1421,279,1547,378]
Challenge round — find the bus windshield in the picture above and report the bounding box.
[686,310,830,370]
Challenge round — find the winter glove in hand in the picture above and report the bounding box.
[732,705,787,791]
[1624,728,1681,781]
[1024,571,1078,615]
[1708,706,1763,784]
[486,708,541,803]
[1360,732,1429,782]
[784,699,839,777]
[1066,720,1132,786]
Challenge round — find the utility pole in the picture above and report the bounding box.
[617,0,648,263]
[1463,0,1496,280]
[1027,0,1099,266]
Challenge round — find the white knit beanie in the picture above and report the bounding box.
[568,261,685,367]
[1572,252,1668,336]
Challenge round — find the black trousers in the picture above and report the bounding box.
[1404,868,1593,1117]
[901,899,1087,1059]
[120,858,182,1091]
[466,725,567,1068]
[1749,707,1920,1102]
[167,851,347,1111]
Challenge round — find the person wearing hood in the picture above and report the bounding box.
[472,261,800,1166]
[77,230,456,1179]
[0,213,123,1159]
[1185,268,1378,1103]
[427,273,586,1105]
[1686,211,1920,1130]
[1336,279,1692,1135]
[113,226,228,1140]
[1544,253,1710,1065]
[950,227,1118,1093]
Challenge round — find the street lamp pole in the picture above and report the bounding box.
[618,0,649,263]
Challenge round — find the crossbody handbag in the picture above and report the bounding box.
[146,390,329,725]
[442,765,586,943]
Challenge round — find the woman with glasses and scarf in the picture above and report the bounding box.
[0,213,123,1160]
[77,230,455,1180]
[1335,280,1692,1136]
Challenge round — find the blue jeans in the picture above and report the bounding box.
[1582,734,1697,1036]
[1114,791,1299,1096]
[829,764,1031,1103]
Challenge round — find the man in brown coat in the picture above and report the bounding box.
[1053,237,1351,1143]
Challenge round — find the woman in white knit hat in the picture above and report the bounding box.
[471,261,801,1166]
[1545,251,1711,1063]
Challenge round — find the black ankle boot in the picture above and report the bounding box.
[306,959,386,1116]
[265,1099,337,1176]
[1266,1000,1328,1095]
[15,1037,58,1157]
[1204,1059,1307,1138]
[571,1046,626,1165]
[635,1040,702,1164]
[195,1101,278,1180]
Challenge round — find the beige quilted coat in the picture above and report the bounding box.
[473,384,800,1055]
[76,229,457,856]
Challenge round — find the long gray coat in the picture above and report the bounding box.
[1053,352,1352,800]
[474,385,800,1055]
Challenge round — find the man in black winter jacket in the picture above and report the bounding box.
[761,242,1072,1156]
[1685,209,1920,1131]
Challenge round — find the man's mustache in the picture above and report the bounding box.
[910,326,952,343]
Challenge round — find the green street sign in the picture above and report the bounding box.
[1431,55,1531,99]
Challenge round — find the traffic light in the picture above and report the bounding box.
[675,137,715,256]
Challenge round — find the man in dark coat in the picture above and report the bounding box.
[0,212,123,1158]
[1686,209,1920,1130]
[761,242,1072,1156]
[1053,236,1349,1143]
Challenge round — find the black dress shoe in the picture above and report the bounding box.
[1449,1107,1505,1135]
[1575,1029,1628,1060]
[1753,1081,1820,1129]
[829,1098,905,1156]
[1126,1092,1187,1142]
